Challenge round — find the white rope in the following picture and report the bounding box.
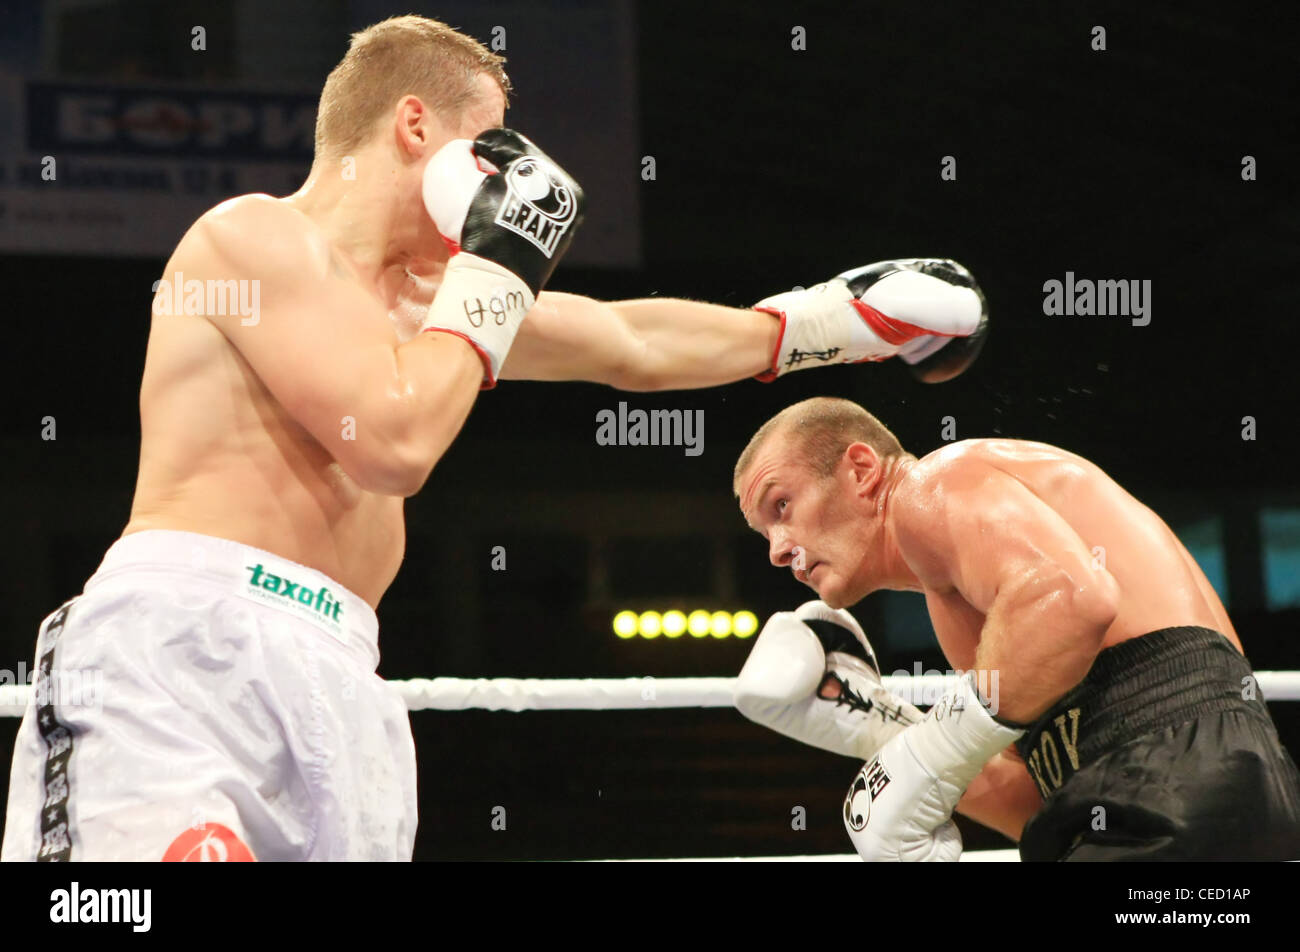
[395,675,735,711]
[391,671,1300,710]
[3,671,1298,717]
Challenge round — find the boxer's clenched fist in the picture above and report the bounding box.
[753,258,988,383]
[420,128,585,387]
[734,601,922,761]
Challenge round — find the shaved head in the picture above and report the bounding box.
[733,397,908,495]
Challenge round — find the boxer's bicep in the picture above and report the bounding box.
[500,291,644,385]
[938,475,1120,721]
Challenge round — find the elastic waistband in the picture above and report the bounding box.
[85,529,379,668]
[1015,627,1265,799]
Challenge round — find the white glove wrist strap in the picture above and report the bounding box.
[420,253,535,386]
[904,672,1025,793]
[756,278,894,377]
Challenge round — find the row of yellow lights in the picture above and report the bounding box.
[613,610,758,640]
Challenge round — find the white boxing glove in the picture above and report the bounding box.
[842,672,1025,862]
[754,258,987,382]
[734,601,923,761]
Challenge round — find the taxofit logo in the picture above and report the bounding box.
[244,563,343,624]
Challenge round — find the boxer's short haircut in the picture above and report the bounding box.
[734,397,907,492]
[314,15,511,158]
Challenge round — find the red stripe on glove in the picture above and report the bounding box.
[852,300,962,345]
[753,305,788,383]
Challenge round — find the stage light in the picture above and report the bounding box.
[710,611,732,638]
[613,611,638,639]
[638,611,663,638]
[662,610,687,637]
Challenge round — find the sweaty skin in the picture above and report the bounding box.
[738,436,1241,840]
[126,75,778,608]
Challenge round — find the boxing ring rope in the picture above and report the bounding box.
[3,672,1296,861]
[2,671,1297,717]
[383,671,1300,712]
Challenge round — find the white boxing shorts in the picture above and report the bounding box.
[1,530,416,861]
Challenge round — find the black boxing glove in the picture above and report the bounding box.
[420,128,585,387]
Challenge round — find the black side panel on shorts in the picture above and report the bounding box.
[34,599,78,862]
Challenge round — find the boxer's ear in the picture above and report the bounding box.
[843,442,882,494]
[390,95,431,153]
[393,94,445,156]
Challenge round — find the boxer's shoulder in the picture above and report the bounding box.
[891,444,1029,570]
[196,192,295,240]
[889,457,969,581]
[179,193,331,284]
[897,440,1003,505]
[936,437,1094,474]
[206,191,284,220]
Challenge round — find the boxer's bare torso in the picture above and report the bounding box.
[122,84,515,607]
[124,197,422,607]
[117,79,588,607]
[892,439,1245,837]
[894,439,1240,670]
[885,438,1240,836]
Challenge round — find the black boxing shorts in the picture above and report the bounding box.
[1015,626,1300,861]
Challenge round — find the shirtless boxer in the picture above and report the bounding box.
[2,17,988,861]
[734,397,1300,860]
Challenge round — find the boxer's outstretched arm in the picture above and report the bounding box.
[499,291,779,389]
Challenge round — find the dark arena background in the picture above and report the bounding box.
[1,0,1298,871]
